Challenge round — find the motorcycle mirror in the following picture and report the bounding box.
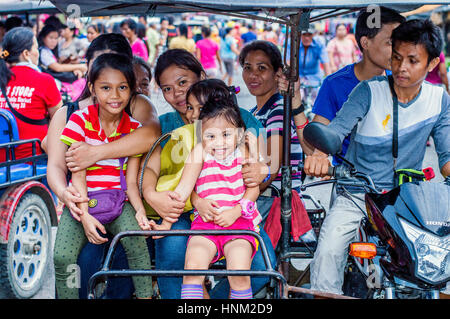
[303,122,342,156]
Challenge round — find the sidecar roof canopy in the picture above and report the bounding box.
[0,0,59,14]
[47,0,447,21]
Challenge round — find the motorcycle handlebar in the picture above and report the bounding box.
[297,163,339,178]
[327,165,335,177]
[298,162,379,193]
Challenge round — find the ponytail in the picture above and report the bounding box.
[0,26,35,105]
[0,51,13,98]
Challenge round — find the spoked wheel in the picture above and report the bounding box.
[0,193,52,298]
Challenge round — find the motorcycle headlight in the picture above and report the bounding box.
[399,218,450,284]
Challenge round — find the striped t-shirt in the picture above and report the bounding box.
[250,93,303,191]
[194,148,261,229]
[60,104,141,191]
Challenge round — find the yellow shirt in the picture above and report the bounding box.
[169,36,196,53]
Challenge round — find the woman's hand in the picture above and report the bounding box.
[77,63,88,74]
[73,69,84,79]
[277,73,302,107]
[242,160,269,188]
[80,213,108,244]
[214,205,241,228]
[65,142,100,172]
[244,131,259,161]
[61,185,89,221]
[146,190,185,223]
[194,197,220,223]
[242,132,268,187]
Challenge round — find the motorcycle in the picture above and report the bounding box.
[301,122,450,299]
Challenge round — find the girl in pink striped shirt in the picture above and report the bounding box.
[151,97,261,299]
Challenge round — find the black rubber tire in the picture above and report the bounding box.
[0,193,52,298]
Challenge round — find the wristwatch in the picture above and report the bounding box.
[239,198,256,219]
[292,103,305,116]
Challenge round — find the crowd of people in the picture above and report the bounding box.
[1,12,448,98]
[0,8,449,300]
[0,14,365,94]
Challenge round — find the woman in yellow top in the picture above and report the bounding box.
[168,23,196,54]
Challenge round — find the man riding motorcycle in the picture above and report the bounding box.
[304,19,450,296]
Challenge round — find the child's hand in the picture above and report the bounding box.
[80,213,108,244]
[148,219,172,239]
[135,209,151,230]
[195,198,220,223]
[214,206,241,228]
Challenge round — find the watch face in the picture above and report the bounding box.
[246,201,255,213]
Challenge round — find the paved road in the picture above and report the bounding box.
[33,67,444,299]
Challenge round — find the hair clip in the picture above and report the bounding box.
[227,85,240,108]
[228,85,240,95]
[0,50,9,59]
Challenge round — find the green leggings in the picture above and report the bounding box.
[53,202,152,299]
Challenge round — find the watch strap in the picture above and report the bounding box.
[292,103,305,116]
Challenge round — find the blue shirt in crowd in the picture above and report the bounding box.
[241,31,257,44]
[220,36,237,60]
[312,63,360,164]
[312,63,393,165]
[298,38,329,85]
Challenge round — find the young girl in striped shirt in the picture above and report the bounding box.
[151,95,262,299]
[53,53,152,299]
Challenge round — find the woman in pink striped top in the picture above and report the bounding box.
[151,98,261,299]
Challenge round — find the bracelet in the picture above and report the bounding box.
[296,119,309,130]
[262,169,271,183]
[292,103,305,116]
